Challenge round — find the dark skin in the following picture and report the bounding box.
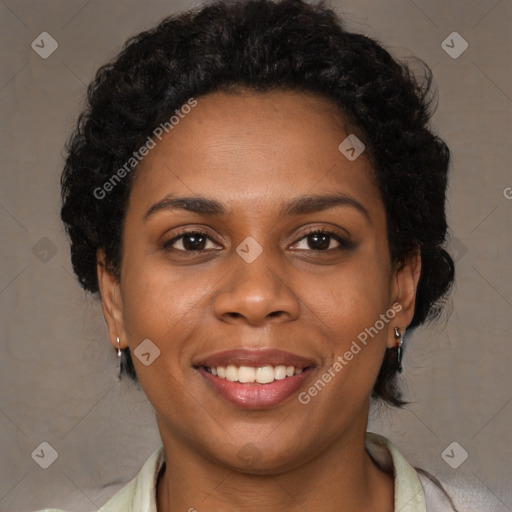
[97,90,421,512]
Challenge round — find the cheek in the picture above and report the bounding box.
[121,260,208,342]
[307,257,391,334]
[299,256,392,390]
[118,260,211,412]
[121,247,212,364]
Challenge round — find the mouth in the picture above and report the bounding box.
[193,348,316,409]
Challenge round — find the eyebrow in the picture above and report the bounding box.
[143,192,371,222]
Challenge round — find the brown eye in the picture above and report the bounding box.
[179,233,208,250]
[307,232,332,250]
[293,229,348,251]
[164,230,220,252]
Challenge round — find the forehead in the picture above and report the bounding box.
[128,90,381,217]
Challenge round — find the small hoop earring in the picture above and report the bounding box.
[394,327,404,373]
[116,336,122,358]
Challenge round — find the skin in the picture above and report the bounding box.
[97,90,421,512]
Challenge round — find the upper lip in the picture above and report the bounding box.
[193,348,317,370]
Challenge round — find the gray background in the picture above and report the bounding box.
[0,0,511,511]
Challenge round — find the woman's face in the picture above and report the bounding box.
[99,90,419,472]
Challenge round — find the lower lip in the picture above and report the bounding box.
[198,367,314,409]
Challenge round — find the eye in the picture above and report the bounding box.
[163,230,221,252]
[291,229,349,251]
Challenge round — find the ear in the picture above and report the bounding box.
[96,249,127,351]
[386,248,421,349]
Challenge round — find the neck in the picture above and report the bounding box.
[156,418,393,512]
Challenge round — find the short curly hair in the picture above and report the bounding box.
[61,0,454,406]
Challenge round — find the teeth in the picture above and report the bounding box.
[225,365,238,382]
[256,366,274,384]
[206,364,305,384]
[238,366,256,383]
[274,365,287,380]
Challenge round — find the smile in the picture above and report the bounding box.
[194,348,317,409]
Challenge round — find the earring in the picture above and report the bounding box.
[394,327,403,373]
[116,336,122,358]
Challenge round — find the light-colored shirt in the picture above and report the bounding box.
[36,432,456,512]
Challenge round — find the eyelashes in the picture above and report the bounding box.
[162,227,353,254]
[292,227,352,251]
[163,229,219,252]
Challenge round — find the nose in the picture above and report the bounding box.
[213,249,301,326]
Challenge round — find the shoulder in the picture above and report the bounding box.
[365,431,456,512]
[99,445,165,512]
[32,445,166,512]
[416,470,460,512]
[366,432,495,512]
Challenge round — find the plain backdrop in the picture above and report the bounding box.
[0,0,511,511]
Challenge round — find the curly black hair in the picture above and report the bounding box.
[61,0,454,406]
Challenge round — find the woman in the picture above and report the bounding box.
[43,0,458,510]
